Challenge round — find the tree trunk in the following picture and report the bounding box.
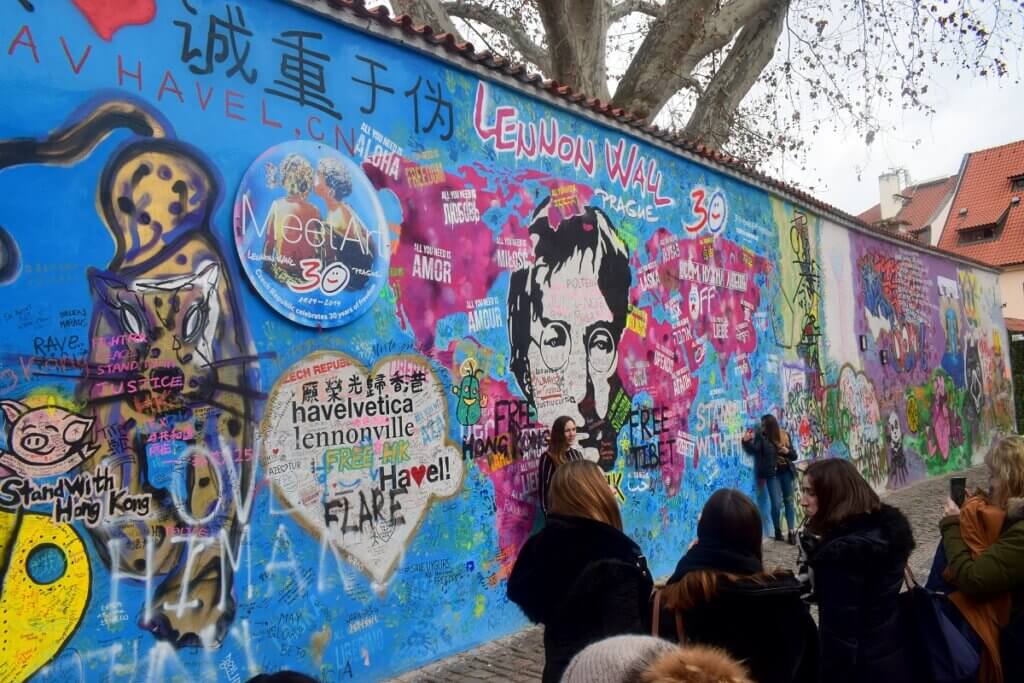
[392,0,464,39]
[535,0,611,101]
[683,0,788,151]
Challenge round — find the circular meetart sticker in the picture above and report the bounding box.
[233,141,390,327]
[260,351,463,584]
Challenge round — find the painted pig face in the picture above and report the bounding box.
[0,400,99,477]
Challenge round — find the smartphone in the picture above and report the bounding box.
[950,477,967,507]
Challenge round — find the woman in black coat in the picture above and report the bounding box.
[801,458,915,683]
[742,414,799,542]
[507,460,653,683]
[652,488,819,683]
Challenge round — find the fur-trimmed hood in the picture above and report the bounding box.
[640,645,753,683]
[809,503,915,568]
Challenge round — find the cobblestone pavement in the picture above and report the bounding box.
[388,465,986,682]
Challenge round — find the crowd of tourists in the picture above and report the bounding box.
[509,415,1024,683]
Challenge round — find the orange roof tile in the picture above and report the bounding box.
[938,139,1024,266]
[857,176,955,233]
[858,204,882,224]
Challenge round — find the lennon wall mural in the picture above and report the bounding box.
[0,1,1013,681]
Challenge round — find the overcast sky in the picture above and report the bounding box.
[778,75,1024,217]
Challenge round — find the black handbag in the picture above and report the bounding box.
[1001,609,1024,682]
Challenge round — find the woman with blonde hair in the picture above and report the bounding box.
[938,435,1024,682]
[508,460,652,683]
[262,153,320,283]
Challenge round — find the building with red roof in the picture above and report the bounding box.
[858,172,957,246]
[937,139,1024,319]
[859,139,1024,319]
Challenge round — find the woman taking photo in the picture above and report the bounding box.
[508,460,653,683]
[939,435,1024,682]
[801,458,915,683]
[652,488,818,683]
[537,415,583,513]
[742,414,798,543]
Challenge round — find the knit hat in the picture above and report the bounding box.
[639,644,753,683]
[561,635,678,683]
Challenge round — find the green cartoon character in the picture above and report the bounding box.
[452,359,487,426]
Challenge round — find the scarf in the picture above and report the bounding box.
[944,495,1012,683]
[668,541,763,584]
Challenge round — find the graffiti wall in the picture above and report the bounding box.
[0,1,1013,681]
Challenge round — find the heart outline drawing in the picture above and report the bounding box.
[260,350,464,586]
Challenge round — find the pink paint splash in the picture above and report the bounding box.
[465,379,546,578]
[366,160,507,351]
[619,231,770,485]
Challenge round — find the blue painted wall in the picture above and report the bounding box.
[0,1,1012,681]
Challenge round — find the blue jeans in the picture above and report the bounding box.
[767,467,796,535]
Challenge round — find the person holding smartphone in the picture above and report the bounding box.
[937,436,1024,682]
[742,414,799,543]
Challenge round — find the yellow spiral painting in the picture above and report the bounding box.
[0,510,90,683]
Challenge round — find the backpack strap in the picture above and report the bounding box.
[650,588,686,643]
[651,589,662,637]
[674,610,685,643]
[903,564,919,590]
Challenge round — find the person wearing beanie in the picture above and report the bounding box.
[509,461,654,683]
[651,489,818,683]
[561,635,677,683]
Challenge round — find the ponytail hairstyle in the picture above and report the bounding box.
[548,460,622,531]
[662,489,782,612]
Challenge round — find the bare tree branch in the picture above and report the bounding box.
[610,0,665,22]
[687,0,778,60]
[391,0,465,39]
[612,0,716,119]
[612,0,780,122]
[442,1,550,71]
[389,0,1024,163]
[683,0,789,151]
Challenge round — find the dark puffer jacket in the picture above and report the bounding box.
[741,430,796,479]
[652,572,819,683]
[809,503,915,683]
[507,514,653,683]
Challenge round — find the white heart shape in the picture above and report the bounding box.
[261,351,463,584]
